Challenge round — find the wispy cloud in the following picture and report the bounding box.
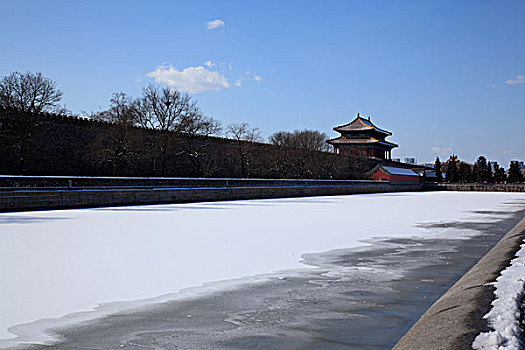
[504,150,514,155]
[505,74,525,85]
[431,147,453,157]
[203,60,214,68]
[205,19,224,30]
[147,64,229,93]
[232,69,264,87]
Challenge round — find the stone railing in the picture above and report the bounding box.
[425,182,525,192]
[0,176,423,212]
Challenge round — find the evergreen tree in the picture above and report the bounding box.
[508,161,524,183]
[458,162,472,182]
[446,158,459,182]
[474,156,488,182]
[472,164,479,182]
[493,163,507,183]
[434,157,442,182]
[487,161,494,183]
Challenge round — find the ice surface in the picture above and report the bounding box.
[1,191,524,347]
[472,238,525,350]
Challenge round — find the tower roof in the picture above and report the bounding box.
[326,137,398,148]
[333,113,392,136]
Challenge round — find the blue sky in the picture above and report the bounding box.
[1,0,524,165]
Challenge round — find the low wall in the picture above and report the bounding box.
[0,176,423,212]
[425,183,525,192]
[0,175,388,190]
[393,216,525,350]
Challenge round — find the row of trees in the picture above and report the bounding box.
[2,71,363,179]
[434,156,523,183]
[87,86,334,177]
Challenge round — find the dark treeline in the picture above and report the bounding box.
[435,155,524,183]
[0,107,375,179]
[0,72,375,178]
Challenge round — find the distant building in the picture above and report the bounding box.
[392,158,401,162]
[404,157,416,165]
[366,164,421,183]
[420,169,444,182]
[327,113,397,160]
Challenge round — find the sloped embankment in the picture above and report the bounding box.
[394,216,525,349]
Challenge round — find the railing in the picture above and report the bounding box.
[0,175,388,191]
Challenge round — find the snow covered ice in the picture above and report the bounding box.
[1,191,525,348]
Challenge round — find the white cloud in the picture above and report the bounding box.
[504,150,514,155]
[235,80,242,87]
[205,19,225,30]
[147,64,230,93]
[505,74,525,85]
[203,60,214,68]
[487,83,496,88]
[431,147,453,157]
[253,75,262,82]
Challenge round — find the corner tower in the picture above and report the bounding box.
[327,113,398,159]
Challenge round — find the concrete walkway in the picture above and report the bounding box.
[394,216,525,349]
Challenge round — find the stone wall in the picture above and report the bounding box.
[0,176,423,212]
[0,108,379,179]
[425,183,525,192]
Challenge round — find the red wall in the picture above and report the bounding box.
[369,169,390,181]
[369,169,421,183]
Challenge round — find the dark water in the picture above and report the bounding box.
[28,207,525,350]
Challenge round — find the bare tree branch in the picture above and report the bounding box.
[0,72,65,113]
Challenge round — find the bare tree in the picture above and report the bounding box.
[268,129,330,178]
[132,84,198,176]
[90,93,141,175]
[0,71,65,113]
[268,131,292,148]
[0,72,68,173]
[269,129,329,152]
[180,114,222,177]
[227,122,263,178]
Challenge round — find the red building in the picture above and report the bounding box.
[327,114,398,160]
[366,164,421,183]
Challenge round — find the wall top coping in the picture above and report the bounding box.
[0,175,387,184]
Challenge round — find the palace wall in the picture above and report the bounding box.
[0,108,379,179]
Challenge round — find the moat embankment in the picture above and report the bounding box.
[0,175,422,212]
[2,176,524,213]
[394,210,525,350]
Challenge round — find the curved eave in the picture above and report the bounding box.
[333,126,392,136]
[377,140,398,148]
[327,138,398,149]
[333,117,393,136]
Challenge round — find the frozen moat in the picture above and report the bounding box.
[2,191,525,349]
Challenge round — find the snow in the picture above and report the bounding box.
[1,191,524,347]
[382,166,420,176]
[472,238,525,350]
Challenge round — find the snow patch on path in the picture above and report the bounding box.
[472,239,525,350]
